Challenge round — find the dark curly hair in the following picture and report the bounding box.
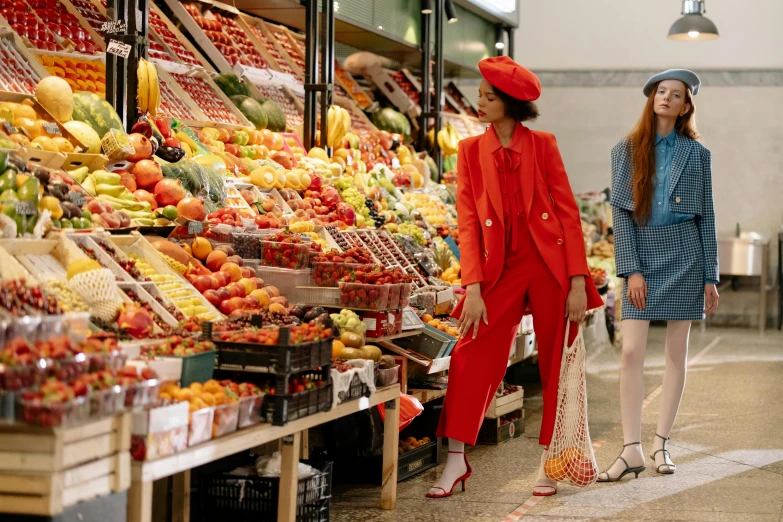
[492,85,539,122]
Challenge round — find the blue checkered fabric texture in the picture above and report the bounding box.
[610,134,719,320]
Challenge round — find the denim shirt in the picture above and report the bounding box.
[628,131,718,284]
[649,131,695,227]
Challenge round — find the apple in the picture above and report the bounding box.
[227,297,246,310]
[216,287,231,302]
[227,282,246,298]
[226,255,243,267]
[238,278,257,295]
[193,275,213,294]
[219,299,234,315]
[203,289,220,307]
[240,267,255,279]
[251,277,264,289]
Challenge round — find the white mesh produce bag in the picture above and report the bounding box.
[544,322,598,487]
[331,359,376,405]
[69,269,122,321]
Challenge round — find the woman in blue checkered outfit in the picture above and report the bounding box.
[598,70,720,482]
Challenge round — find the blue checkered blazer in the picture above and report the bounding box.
[610,134,719,284]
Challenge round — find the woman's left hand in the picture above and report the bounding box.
[566,276,588,324]
[704,284,720,314]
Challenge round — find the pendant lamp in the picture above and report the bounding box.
[668,0,719,41]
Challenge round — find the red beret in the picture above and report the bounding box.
[478,56,541,101]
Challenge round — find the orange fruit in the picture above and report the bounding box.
[200,392,216,406]
[544,456,568,481]
[191,237,213,260]
[269,303,287,314]
[422,314,433,323]
[176,388,193,402]
[332,340,346,359]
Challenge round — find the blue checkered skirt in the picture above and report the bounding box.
[622,220,705,321]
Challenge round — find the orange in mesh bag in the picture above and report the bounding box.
[544,322,598,487]
[68,269,123,321]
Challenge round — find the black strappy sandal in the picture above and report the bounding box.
[596,442,647,482]
[651,433,676,474]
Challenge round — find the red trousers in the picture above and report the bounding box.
[436,220,576,446]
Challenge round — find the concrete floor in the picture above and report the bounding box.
[331,326,783,521]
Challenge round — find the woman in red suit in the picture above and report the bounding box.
[427,56,603,499]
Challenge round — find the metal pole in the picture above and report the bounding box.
[303,0,319,150]
[319,0,335,150]
[419,9,431,152]
[507,27,515,60]
[433,0,445,182]
[104,0,148,131]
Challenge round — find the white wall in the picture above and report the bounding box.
[515,0,783,70]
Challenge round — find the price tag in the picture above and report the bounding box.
[42,122,61,135]
[346,155,353,166]
[188,221,203,234]
[15,201,36,216]
[69,192,86,207]
[391,158,400,169]
[101,19,127,34]
[106,39,132,59]
[18,127,30,138]
[2,121,17,135]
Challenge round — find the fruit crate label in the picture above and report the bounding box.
[69,192,86,206]
[106,39,132,59]
[42,122,61,135]
[14,201,36,215]
[2,121,17,134]
[188,221,203,234]
[101,19,127,34]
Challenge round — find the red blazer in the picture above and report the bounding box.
[452,123,603,317]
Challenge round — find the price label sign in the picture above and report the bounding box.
[346,155,353,166]
[15,201,36,216]
[391,158,400,169]
[69,192,86,207]
[188,221,203,234]
[106,39,132,59]
[2,121,17,135]
[42,122,61,135]
[101,19,127,34]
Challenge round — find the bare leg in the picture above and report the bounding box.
[599,320,649,479]
[427,438,468,497]
[652,320,691,473]
[533,447,558,495]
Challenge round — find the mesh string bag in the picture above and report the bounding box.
[544,322,598,487]
[69,269,123,322]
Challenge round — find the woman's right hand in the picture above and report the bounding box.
[627,273,647,310]
[458,284,488,339]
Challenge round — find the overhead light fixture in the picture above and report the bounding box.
[668,0,719,41]
[495,41,505,50]
[421,0,432,14]
[445,0,458,24]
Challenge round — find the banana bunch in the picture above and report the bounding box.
[137,58,160,117]
[327,105,351,148]
[437,123,460,155]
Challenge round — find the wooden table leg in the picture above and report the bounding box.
[381,397,399,510]
[300,429,309,459]
[127,480,153,522]
[277,432,301,522]
[172,470,191,522]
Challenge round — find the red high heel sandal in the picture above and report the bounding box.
[426,451,472,499]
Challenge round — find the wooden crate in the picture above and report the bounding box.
[60,153,109,173]
[2,236,88,283]
[485,387,524,419]
[148,0,216,71]
[477,409,525,445]
[0,415,131,516]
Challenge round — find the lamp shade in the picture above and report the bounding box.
[445,0,458,23]
[668,13,720,40]
[421,0,432,14]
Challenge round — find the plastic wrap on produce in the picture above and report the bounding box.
[331,359,376,405]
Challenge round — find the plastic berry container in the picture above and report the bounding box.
[89,384,127,417]
[17,395,90,428]
[400,283,412,308]
[312,262,374,287]
[237,393,263,428]
[38,315,66,342]
[188,407,214,446]
[8,316,41,345]
[338,282,390,310]
[387,284,401,309]
[124,379,160,409]
[259,240,311,269]
[212,401,239,437]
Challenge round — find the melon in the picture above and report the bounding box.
[229,95,268,130]
[63,121,101,153]
[214,73,249,97]
[151,239,190,266]
[71,91,123,138]
[371,108,411,139]
[35,77,73,122]
[67,259,102,280]
[256,98,286,132]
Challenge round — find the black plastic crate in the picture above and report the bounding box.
[199,460,332,522]
[215,338,332,375]
[398,439,438,481]
[262,368,333,426]
[336,373,371,404]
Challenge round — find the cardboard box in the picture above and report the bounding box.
[362,309,402,338]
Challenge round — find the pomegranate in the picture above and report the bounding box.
[128,133,153,162]
[133,160,163,189]
[117,304,154,339]
[153,178,185,206]
[176,197,207,222]
[133,189,158,211]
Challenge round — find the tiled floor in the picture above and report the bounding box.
[331,326,783,521]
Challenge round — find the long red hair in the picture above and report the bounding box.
[628,82,699,224]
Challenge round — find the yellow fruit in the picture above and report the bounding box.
[176,388,194,401]
[31,136,58,152]
[189,382,203,393]
[39,196,63,219]
[285,171,301,189]
[51,136,75,153]
[66,259,102,280]
[35,76,74,122]
[200,392,216,406]
[340,331,364,348]
[191,237,213,260]
[422,314,433,323]
[332,340,346,359]
[299,172,312,189]
[308,147,329,162]
[204,380,222,394]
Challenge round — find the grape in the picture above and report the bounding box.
[398,223,425,245]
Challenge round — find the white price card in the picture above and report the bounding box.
[391,158,400,169]
[106,39,132,59]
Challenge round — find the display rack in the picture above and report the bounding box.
[237,14,302,82]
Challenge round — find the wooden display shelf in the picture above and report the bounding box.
[0,414,131,516]
[128,385,401,522]
[370,329,421,344]
[408,388,447,404]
